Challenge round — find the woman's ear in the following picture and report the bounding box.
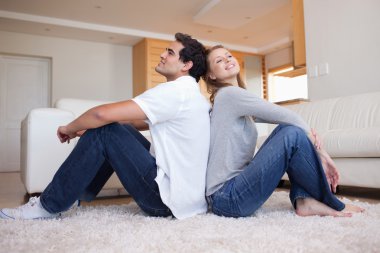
[209,73,216,80]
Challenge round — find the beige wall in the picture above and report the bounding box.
[265,47,293,71]
[0,31,133,105]
[304,0,380,100]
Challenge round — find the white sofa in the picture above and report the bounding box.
[20,98,150,196]
[20,92,380,196]
[258,92,380,189]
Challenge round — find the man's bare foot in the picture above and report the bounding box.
[296,198,352,217]
[342,203,365,213]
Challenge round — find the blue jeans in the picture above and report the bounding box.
[209,125,345,217]
[40,123,172,217]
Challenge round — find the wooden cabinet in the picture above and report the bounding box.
[292,0,306,67]
[132,38,170,96]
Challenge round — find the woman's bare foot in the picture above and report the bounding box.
[295,198,352,217]
[342,203,365,213]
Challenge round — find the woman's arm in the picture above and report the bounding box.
[221,87,340,191]
[221,86,310,132]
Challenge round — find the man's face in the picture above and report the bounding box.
[155,41,186,81]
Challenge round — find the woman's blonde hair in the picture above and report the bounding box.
[202,45,246,104]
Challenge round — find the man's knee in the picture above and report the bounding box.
[120,123,139,133]
[79,123,122,141]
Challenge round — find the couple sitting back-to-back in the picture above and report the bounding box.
[0,33,363,221]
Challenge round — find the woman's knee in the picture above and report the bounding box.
[275,125,309,150]
[280,125,306,139]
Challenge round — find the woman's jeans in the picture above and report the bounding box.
[209,124,345,217]
[39,123,172,217]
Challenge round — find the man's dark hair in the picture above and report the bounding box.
[175,32,207,82]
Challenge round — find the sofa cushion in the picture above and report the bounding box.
[321,127,380,157]
[285,98,338,132]
[329,92,380,130]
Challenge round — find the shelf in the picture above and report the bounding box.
[275,98,309,106]
[274,66,306,78]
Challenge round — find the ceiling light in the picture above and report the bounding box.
[194,0,221,20]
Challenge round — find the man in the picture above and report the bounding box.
[0,33,210,220]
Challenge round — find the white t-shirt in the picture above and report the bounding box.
[132,76,210,219]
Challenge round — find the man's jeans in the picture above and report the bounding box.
[40,123,172,217]
[209,125,345,217]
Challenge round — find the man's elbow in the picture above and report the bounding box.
[92,106,111,123]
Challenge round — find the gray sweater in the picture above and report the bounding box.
[206,86,310,196]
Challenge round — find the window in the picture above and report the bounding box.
[267,66,308,103]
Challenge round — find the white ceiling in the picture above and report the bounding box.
[0,0,294,54]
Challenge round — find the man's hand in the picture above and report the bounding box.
[57,126,80,144]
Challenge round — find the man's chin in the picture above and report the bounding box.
[155,66,162,74]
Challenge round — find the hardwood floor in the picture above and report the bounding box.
[0,172,379,209]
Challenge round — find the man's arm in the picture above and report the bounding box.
[57,100,147,143]
[119,120,149,131]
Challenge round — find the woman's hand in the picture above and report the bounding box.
[317,148,340,193]
[311,128,322,149]
[309,128,339,193]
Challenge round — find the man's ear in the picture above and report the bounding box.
[182,61,193,72]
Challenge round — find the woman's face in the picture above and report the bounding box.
[207,47,240,84]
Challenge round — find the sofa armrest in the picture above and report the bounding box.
[20,108,77,194]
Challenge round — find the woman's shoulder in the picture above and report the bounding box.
[217,85,245,97]
[216,85,257,100]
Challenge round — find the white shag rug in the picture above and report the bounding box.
[1,191,379,253]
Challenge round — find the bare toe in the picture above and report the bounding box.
[343,203,365,214]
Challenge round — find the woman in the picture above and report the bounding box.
[203,45,363,218]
